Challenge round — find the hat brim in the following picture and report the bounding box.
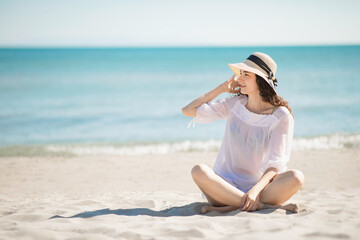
[228,63,277,93]
[228,63,268,79]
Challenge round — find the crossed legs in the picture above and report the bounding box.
[191,163,304,213]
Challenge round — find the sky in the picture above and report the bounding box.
[0,0,359,47]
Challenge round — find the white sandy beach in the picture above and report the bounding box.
[0,149,359,239]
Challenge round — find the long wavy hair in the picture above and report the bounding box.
[236,74,294,118]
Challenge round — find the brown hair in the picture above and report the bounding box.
[236,74,294,118]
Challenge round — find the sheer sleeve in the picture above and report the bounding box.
[259,113,294,174]
[187,95,241,128]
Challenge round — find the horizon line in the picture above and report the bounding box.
[0,43,359,49]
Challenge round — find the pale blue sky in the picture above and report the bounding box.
[0,0,359,47]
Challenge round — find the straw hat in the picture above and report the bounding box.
[228,52,278,93]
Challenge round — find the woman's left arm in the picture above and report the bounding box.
[240,167,278,212]
[251,167,278,193]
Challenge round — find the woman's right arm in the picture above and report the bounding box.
[182,74,240,117]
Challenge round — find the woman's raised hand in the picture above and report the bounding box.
[221,74,241,94]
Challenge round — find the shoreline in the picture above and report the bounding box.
[0,132,359,158]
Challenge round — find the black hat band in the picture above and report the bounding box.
[246,55,278,87]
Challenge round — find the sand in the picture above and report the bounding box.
[0,149,359,239]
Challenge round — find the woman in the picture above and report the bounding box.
[182,52,304,214]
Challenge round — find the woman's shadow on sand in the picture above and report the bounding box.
[50,202,293,219]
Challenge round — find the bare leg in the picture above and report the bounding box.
[258,169,305,205]
[191,163,247,207]
[192,164,301,214]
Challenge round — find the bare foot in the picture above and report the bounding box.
[201,205,239,214]
[279,203,299,213]
[263,202,300,213]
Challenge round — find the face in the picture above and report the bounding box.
[235,70,259,95]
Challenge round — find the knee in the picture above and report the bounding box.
[288,169,305,187]
[191,163,210,183]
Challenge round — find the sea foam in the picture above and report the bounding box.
[1,133,358,157]
[43,133,360,156]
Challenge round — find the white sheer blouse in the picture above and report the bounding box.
[187,94,294,193]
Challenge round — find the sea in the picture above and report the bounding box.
[0,45,359,157]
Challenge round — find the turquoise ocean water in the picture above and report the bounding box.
[0,46,359,156]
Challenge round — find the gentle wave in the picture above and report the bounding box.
[0,133,359,157]
[292,133,360,151]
